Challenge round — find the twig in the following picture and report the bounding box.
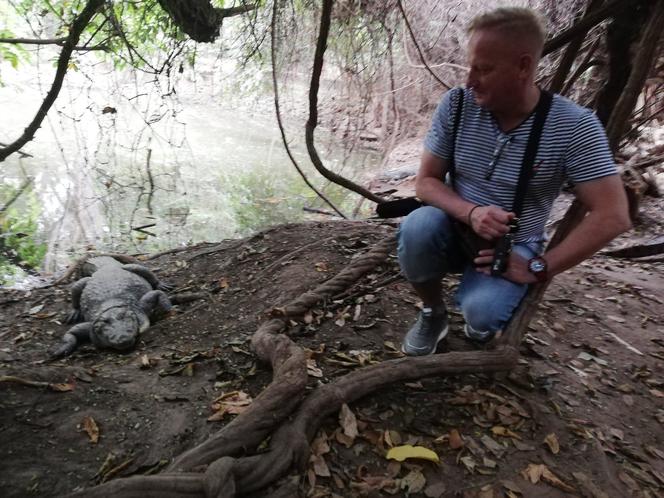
[270,1,347,219]
[0,0,105,162]
[302,206,337,217]
[251,235,337,282]
[396,0,452,90]
[0,37,108,51]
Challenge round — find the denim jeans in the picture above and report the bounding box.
[397,206,543,333]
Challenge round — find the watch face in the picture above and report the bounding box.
[529,259,546,273]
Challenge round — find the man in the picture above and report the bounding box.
[398,7,631,356]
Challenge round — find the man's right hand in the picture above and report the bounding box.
[469,205,515,240]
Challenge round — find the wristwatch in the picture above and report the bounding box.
[527,256,548,282]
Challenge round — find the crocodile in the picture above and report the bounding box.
[52,256,173,358]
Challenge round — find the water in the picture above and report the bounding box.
[0,47,381,284]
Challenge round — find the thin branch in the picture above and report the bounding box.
[0,37,108,51]
[543,0,634,56]
[305,0,384,204]
[548,0,601,94]
[0,178,33,213]
[396,0,451,90]
[560,38,601,95]
[0,0,105,163]
[270,0,347,219]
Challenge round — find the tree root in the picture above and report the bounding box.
[64,229,523,497]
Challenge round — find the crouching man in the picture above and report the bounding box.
[398,7,631,356]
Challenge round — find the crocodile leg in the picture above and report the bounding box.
[122,264,173,291]
[139,290,173,320]
[66,277,91,324]
[51,322,93,358]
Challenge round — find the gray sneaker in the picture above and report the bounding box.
[402,308,449,356]
[463,323,497,343]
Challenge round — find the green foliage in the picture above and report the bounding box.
[4,0,193,72]
[0,185,47,276]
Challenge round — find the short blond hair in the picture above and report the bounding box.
[468,7,547,57]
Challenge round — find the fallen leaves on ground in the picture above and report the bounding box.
[208,391,252,421]
[82,415,99,443]
[386,445,440,463]
[544,433,560,454]
[339,403,358,442]
[521,463,575,492]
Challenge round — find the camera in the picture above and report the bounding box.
[490,219,519,276]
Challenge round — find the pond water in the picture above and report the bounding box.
[0,48,381,285]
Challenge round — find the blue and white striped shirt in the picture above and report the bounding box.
[424,87,618,243]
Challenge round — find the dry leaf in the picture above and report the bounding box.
[50,382,75,392]
[544,433,560,454]
[460,456,476,473]
[314,262,328,272]
[400,469,427,493]
[386,445,439,463]
[311,454,331,477]
[492,426,521,439]
[307,359,324,378]
[449,429,465,449]
[339,404,358,441]
[521,464,574,492]
[208,391,252,421]
[82,416,99,444]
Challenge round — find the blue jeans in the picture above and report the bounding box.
[397,206,542,333]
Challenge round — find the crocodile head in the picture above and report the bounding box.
[91,306,150,351]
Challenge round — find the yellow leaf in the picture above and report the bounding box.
[385,445,439,463]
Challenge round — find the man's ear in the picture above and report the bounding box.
[518,53,535,79]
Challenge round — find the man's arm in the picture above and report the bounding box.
[417,150,515,239]
[538,174,631,276]
[474,174,631,283]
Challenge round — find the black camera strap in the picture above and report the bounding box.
[511,89,553,222]
[448,86,465,182]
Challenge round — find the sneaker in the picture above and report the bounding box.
[402,307,449,356]
[463,323,498,343]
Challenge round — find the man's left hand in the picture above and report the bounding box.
[473,249,537,284]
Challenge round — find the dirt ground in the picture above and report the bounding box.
[1,196,663,497]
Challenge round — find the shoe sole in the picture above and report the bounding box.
[463,324,496,343]
[401,324,449,356]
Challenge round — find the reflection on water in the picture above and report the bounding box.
[0,51,381,285]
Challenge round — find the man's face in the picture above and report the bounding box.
[466,29,524,112]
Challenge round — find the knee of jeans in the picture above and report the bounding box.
[398,207,450,254]
[461,294,506,333]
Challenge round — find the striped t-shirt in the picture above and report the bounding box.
[424,87,617,243]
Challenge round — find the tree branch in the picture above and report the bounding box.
[305,0,385,205]
[270,1,347,219]
[0,0,105,163]
[543,0,635,56]
[606,0,664,150]
[396,0,451,90]
[548,0,601,94]
[0,37,108,51]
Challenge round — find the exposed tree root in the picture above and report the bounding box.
[65,228,525,497]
